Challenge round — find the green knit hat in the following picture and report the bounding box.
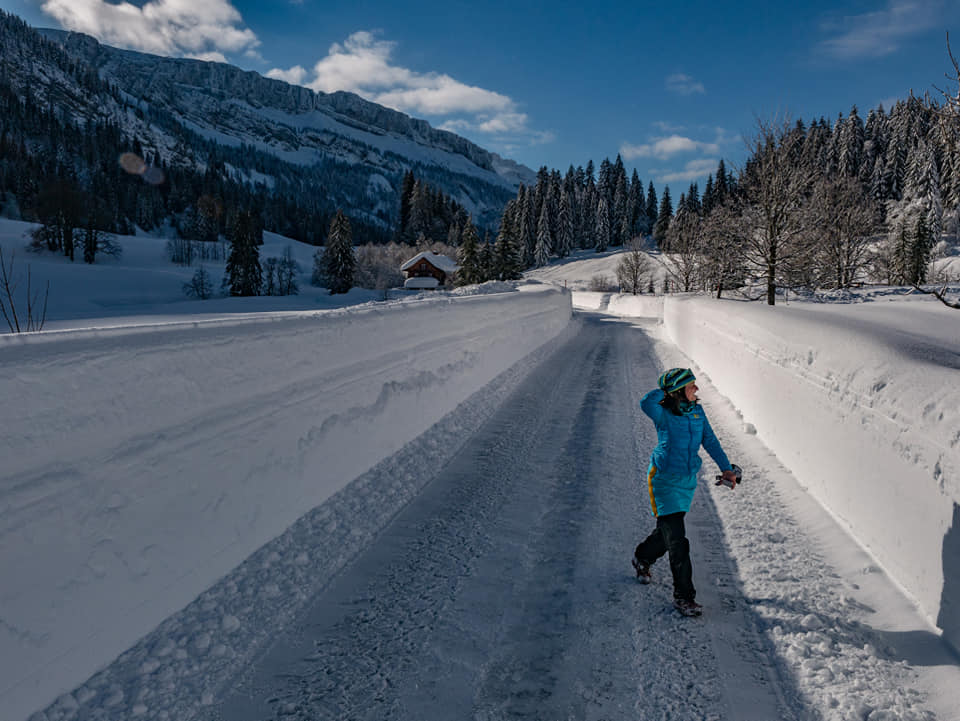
[658,367,696,394]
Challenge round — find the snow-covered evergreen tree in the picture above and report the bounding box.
[907,139,943,239]
[478,233,494,281]
[494,202,524,280]
[517,186,534,267]
[456,218,482,285]
[557,188,575,258]
[645,182,658,233]
[838,106,865,178]
[653,186,673,248]
[595,196,610,252]
[223,209,262,297]
[322,210,356,294]
[628,169,644,236]
[612,170,628,246]
[534,202,552,267]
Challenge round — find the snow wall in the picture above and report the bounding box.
[658,296,960,653]
[0,286,572,719]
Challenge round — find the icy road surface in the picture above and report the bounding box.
[210,313,788,721]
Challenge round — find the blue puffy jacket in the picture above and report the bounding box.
[640,388,731,516]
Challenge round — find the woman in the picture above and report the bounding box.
[633,367,739,616]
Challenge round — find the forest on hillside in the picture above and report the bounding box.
[495,47,960,305]
[498,99,959,304]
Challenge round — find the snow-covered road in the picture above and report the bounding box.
[29,307,959,721]
[206,312,788,721]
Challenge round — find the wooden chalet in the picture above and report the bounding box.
[400,251,459,289]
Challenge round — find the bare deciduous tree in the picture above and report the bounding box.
[735,117,818,305]
[911,282,960,309]
[700,203,747,298]
[933,32,960,119]
[615,238,653,294]
[183,265,214,300]
[0,247,49,333]
[808,176,880,288]
[662,205,705,292]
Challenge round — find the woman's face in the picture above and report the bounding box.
[683,382,698,402]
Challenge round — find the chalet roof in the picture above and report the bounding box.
[400,251,459,273]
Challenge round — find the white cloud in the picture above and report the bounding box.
[817,0,942,59]
[665,73,705,96]
[187,51,228,63]
[266,65,309,86]
[40,0,260,59]
[656,158,720,184]
[268,30,548,147]
[620,134,719,160]
[280,31,513,117]
[621,126,739,185]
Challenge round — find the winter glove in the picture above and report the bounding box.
[715,464,743,489]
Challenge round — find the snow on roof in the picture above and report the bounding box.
[400,251,458,273]
[404,276,440,289]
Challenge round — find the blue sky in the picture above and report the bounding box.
[3,0,960,190]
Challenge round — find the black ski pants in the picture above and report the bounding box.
[634,511,695,601]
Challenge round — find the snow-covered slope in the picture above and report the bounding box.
[0,281,571,719]
[661,294,960,647]
[4,226,960,718]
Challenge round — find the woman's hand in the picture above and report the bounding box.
[717,469,740,489]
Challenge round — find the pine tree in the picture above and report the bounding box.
[613,170,628,245]
[595,196,610,252]
[406,181,430,245]
[653,186,673,248]
[686,182,701,215]
[645,182,658,233]
[702,175,715,215]
[908,139,943,239]
[628,169,644,236]
[517,185,534,267]
[457,217,481,285]
[494,202,523,280]
[579,182,597,250]
[323,210,356,294]
[478,233,494,282]
[908,214,933,285]
[396,169,415,242]
[535,201,552,266]
[446,221,461,247]
[223,209,262,296]
[715,160,730,204]
[838,106,865,178]
[557,188,575,257]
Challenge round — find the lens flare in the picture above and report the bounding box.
[119,152,146,175]
[142,166,166,185]
[119,152,166,185]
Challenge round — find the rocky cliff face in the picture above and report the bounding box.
[0,10,532,230]
[47,29,534,197]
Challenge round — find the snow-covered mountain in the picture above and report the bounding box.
[0,10,533,230]
[41,28,534,192]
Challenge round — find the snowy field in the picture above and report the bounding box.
[2,226,960,720]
